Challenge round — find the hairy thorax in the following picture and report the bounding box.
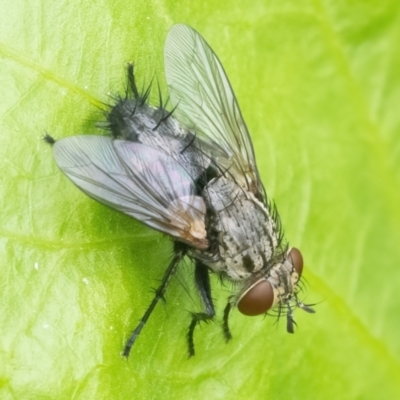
[200,177,280,281]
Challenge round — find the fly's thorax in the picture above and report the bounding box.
[236,247,304,316]
[201,177,280,280]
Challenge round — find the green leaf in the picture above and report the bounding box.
[1,0,399,398]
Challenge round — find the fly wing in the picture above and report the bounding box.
[164,24,262,195]
[53,135,208,249]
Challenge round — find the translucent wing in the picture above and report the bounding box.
[53,135,208,249]
[164,24,262,195]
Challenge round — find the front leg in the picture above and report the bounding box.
[187,260,215,357]
[222,298,234,342]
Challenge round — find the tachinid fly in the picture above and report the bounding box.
[45,24,314,357]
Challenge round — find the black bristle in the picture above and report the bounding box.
[127,62,140,99]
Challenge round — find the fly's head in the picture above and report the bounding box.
[236,247,315,331]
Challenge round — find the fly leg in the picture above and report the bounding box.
[187,260,215,357]
[222,297,234,342]
[122,245,185,358]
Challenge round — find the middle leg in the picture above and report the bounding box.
[187,260,215,357]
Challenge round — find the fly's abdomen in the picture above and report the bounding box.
[107,98,210,181]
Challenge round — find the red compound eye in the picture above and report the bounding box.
[288,247,303,277]
[237,280,274,316]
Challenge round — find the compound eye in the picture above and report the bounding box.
[237,280,274,316]
[288,247,303,277]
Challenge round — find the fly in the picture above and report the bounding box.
[45,24,315,357]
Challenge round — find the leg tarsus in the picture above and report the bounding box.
[187,312,214,358]
[222,300,233,342]
[186,261,215,357]
[122,247,185,358]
